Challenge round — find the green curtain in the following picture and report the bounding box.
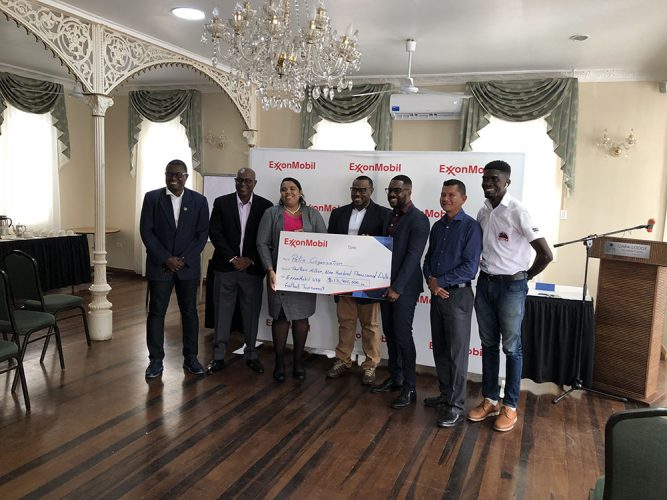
[128,89,202,174]
[300,83,393,150]
[460,78,578,191]
[0,72,70,165]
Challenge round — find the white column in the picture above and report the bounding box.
[83,94,114,340]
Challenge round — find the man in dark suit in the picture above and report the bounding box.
[140,159,209,379]
[207,167,273,374]
[326,175,391,385]
[371,174,429,408]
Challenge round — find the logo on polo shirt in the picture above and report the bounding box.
[498,231,509,242]
[532,227,539,233]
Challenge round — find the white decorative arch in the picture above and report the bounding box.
[0,0,253,127]
[0,0,257,340]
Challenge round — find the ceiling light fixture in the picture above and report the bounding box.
[569,34,589,42]
[201,1,361,113]
[172,7,205,21]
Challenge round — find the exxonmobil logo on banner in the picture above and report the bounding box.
[427,342,484,357]
[423,208,447,219]
[268,160,317,171]
[309,203,339,212]
[439,164,484,175]
[349,162,402,173]
[283,237,328,248]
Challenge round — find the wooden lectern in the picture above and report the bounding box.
[590,237,667,402]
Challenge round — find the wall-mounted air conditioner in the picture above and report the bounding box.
[389,93,464,121]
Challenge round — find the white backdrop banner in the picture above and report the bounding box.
[248,148,526,374]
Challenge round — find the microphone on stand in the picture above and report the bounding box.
[646,218,656,233]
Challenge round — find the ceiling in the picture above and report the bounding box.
[2,0,667,88]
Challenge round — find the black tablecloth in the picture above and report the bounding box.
[0,235,91,291]
[522,295,594,387]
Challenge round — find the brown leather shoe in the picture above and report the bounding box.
[326,359,351,379]
[493,406,518,432]
[361,367,376,385]
[467,399,500,422]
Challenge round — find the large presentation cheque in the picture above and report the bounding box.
[276,232,393,295]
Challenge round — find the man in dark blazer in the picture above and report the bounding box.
[207,167,273,375]
[140,159,209,379]
[326,175,391,385]
[371,174,430,408]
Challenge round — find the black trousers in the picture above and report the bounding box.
[213,270,263,360]
[381,293,419,390]
[147,278,199,361]
[430,287,474,411]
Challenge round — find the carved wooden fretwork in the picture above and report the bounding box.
[0,0,95,89]
[0,0,253,127]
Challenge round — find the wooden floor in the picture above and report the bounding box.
[1,273,664,499]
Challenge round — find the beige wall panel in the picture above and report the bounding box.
[59,96,94,229]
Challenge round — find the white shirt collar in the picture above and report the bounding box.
[237,192,253,206]
[166,187,184,199]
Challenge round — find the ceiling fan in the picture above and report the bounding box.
[351,39,469,99]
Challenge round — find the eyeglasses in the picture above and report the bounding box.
[350,187,369,194]
[235,178,255,185]
[165,171,187,179]
[385,187,407,195]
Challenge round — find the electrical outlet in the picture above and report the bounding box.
[560,210,568,220]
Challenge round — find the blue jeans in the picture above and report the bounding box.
[474,275,527,408]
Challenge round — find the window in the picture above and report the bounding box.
[133,116,194,275]
[471,116,562,263]
[309,117,375,151]
[0,103,60,230]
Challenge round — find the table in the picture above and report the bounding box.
[0,235,91,291]
[522,295,594,387]
[71,227,120,235]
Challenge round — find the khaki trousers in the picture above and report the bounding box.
[335,296,381,369]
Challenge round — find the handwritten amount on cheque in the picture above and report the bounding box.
[279,254,390,292]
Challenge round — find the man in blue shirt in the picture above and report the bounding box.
[423,179,482,427]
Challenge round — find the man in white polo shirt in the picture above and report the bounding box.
[467,160,553,432]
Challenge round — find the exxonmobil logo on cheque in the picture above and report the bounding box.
[439,164,484,175]
[268,160,316,171]
[283,237,328,248]
[349,162,402,173]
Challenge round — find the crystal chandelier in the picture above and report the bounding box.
[201,1,361,112]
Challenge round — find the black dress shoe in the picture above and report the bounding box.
[183,357,205,375]
[424,394,449,408]
[145,360,163,379]
[292,368,306,380]
[207,359,226,374]
[391,388,417,409]
[273,366,286,382]
[437,408,464,428]
[370,377,403,394]
[246,358,265,373]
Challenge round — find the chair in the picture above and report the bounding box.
[589,407,667,500]
[3,250,91,353]
[0,270,42,411]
